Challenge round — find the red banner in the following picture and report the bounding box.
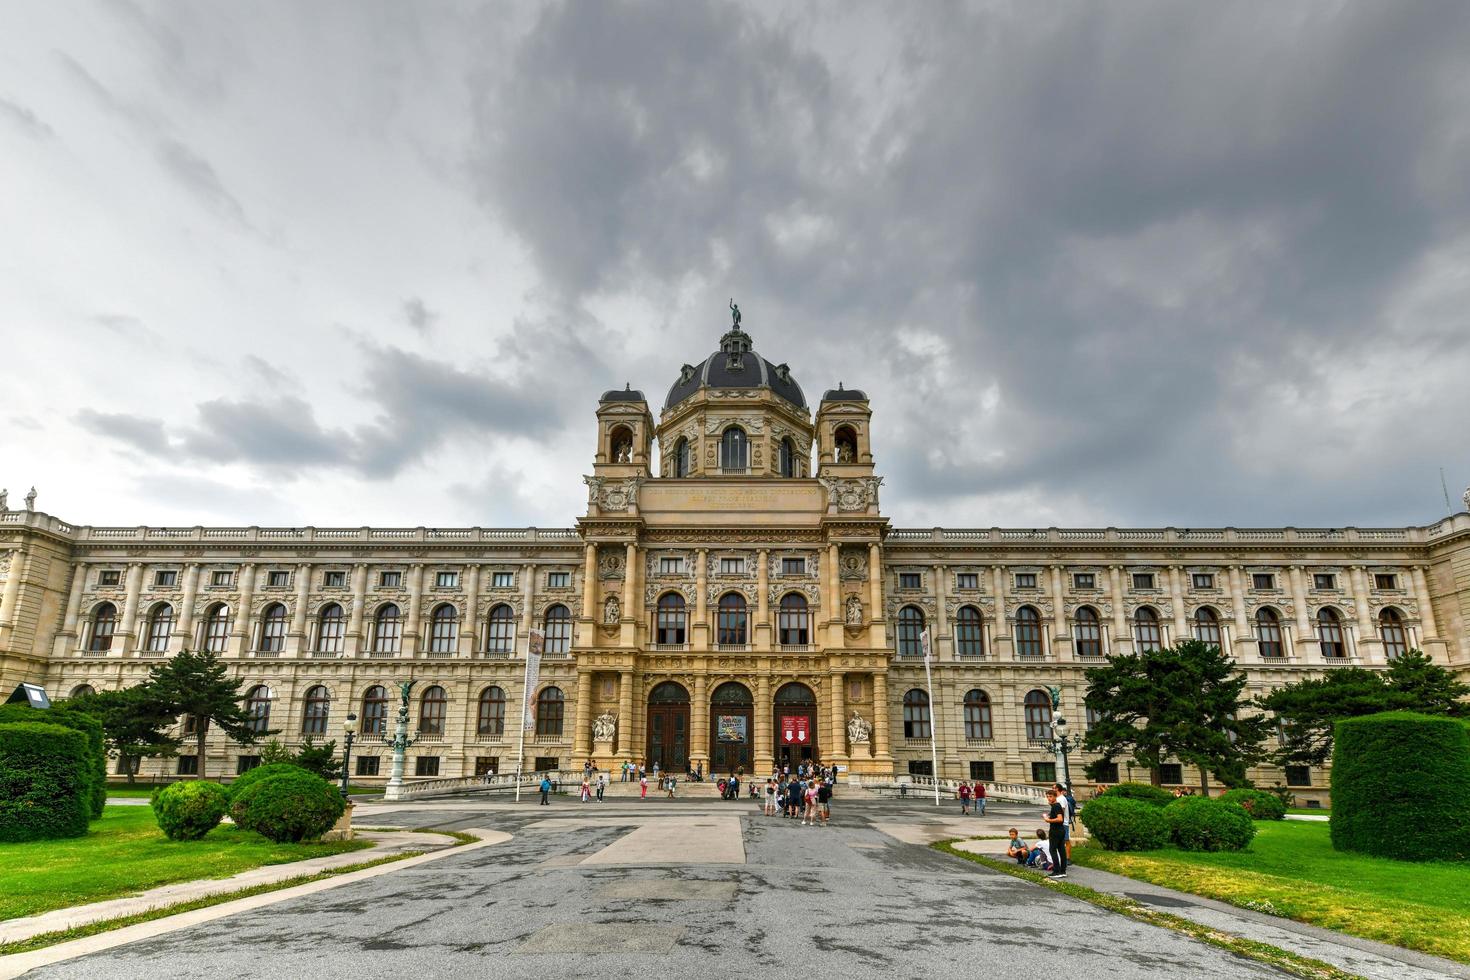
[781,715,810,744]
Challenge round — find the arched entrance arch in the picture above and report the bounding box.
[709,681,753,775]
[646,681,690,774]
[774,682,818,769]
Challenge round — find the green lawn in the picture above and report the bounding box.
[105,782,384,799]
[0,806,371,921]
[1070,820,1470,963]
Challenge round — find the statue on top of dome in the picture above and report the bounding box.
[729,298,741,329]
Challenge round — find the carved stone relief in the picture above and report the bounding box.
[819,476,883,512]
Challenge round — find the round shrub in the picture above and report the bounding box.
[1331,711,1470,862]
[0,704,106,819]
[236,770,345,842]
[1078,794,1170,851]
[1165,796,1256,851]
[151,780,229,841]
[227,763,307,805]
[0,722,91,842]
[1218,788,1286,821]
[1102,781,1174,807]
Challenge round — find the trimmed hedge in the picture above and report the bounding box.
[0,704,106,819]
[1101,782,1174,807]
[1079,794,1169,851]
[1165,796,1256,851]
[0,722,92,842]
[227,763,306,805]
[1217,788,1286,820]
[151,780,229,841]
[233,769,345,843]
[1331,711,1470,862]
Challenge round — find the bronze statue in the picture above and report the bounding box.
[729,298,741,328]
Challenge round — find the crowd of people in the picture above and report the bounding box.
[759,762,837,825]
[1003,782,1078,879]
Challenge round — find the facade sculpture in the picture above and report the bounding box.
[847,711,872,744]
[592,712,617,743]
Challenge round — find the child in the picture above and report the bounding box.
[1005,828,1029,864]
[1026,829,1053,871]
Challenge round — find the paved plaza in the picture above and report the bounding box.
[10,793,1466,980]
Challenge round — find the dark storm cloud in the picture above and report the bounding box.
[468,1,1470,527]
[75,409,170,455]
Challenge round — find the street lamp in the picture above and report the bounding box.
[1048,714,1083,790]
[340,712,358,799]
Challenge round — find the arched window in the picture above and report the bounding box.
[1133,606,1162,653]
[674,437,690,478]
[1015,605,1043,658]
[656,593,686,645]
[485,604,516,654]
[202,603,230,653]
[779,436,797,478]
[88,603,117,652]
[244,685,272,735]
[145,603,174,653]
[1024,689,1052,741]
[896,605,924,656]
[779,593,810,646]
[429,604,459,653]
[1379,608,1407,660]
[1256,608,1284,659]
[259,603,288,653]
[544,604,572,653]
[1317,608,1346,658]
[955,605,984,657]
[719,426,748,471]
[902,689,931,739]
[963,689,992,740]
[317,603,344,654]
[373,604,402,654]
[1194,607,1222,647]
[302,685,330,735]
[69,684,96,699]
[535,686,564,736]
[361,685,388,735]
[1074,606,1102,658]
[419,685,447,735]
[477,686,506,736]
[717,592,748,645]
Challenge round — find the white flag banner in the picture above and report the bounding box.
[522,628,545,731]
[920,628,932,663]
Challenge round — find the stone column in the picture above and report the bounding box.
[933,563,950,660]
[826,543,841,646]
[693,547,709,648]
[1050,565,1068,661]
[345,563,368,656]
[755,549,771,650]
[174,563,201,647]
[1108,565,1128,654]
[118,562,145,656]
[59,561,86,644]
[404,564,426,657]
[867,542,883,626]
[691,673,709,769]
[1349,565,1377,662]
[579,544,597,647]
[830,670,847,766]
[229,563,256,657]
[0,549,25,640]
[573,669,593,762]
[755,672,773,773]
[1228,565,1254,660]
[621,544,638,646]
[1412,565,1440,641]
[872,670,892,764]
[288,563,311,657]
[462,563,481,657]
[617,670,634,759]
[1288,564,1313,659]
[992,565,1011,657]
[1168,565,1187,643]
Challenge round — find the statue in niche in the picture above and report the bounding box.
[847,711,872,745]
[846,594,864,626]
[614,440,633,463]
[835,443,853,463]
[603,595,621,624]
[592,712,618,743]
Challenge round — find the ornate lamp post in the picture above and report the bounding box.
[339,711,358,799]
[1046,686,1084,790]
[383,681,418,802]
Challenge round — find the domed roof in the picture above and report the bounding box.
[664,327,806,411]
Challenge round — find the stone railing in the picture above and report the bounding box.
[885,524,1454,545]
[393,768,583,800]
[846,773,1047,803]
[0,515,582,545]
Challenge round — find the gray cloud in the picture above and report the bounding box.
[401,296,437,334]
[155,138,247,225]
[75,409,171,455]
[0,98,53,138]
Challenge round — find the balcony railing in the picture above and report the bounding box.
[650,643,689,652]
[778,644,813,653]
[715,643,750,652]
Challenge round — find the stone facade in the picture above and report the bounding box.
[2,326,1468,799]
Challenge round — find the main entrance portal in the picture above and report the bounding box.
[774,682,818,769]
[646,682,689,774]
[709,681,753,775]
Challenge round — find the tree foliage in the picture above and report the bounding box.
[66,686,181,784]
[148,649,271,780]
[1083,639,1270,792]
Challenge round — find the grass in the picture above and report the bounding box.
[1287,808,1331,816]
[105,782,386,799]
[1067,820,1470,964]
[0,805,371,922]
[933,842,1361,980]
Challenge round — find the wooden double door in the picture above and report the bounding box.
[646,681,690,774]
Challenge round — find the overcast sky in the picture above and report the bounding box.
[3,1,1469,531]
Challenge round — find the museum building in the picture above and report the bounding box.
[2,318,1468,795]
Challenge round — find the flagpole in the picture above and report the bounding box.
[514,628,546,804]
[921,628,940,807]
[514,652,529,804]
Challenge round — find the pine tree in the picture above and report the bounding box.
[66,685,181,784]
[148,649,270,779]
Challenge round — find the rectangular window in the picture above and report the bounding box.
[1092,762,1120,783]
[1015,573,1037,589]
[154,570,178,588]
[1313,573,1336,591]
[492,572,514,588]
[267,570,290,588]
[720,557,745,575]
[659,557,683,574]
[236,755,262,775]
[211,570,233,587]
[547,572,570,588]
[474,757,499,777]
[380,571,402,588]
[435,571,458,588]
[175,755,198,775]
[1252,573,1276,590]
[98,569,121,587]
[1031,762,1056,784]
[1284,765,1311,787]
[907,760,934,777]
[1192,573,1215,589]
[957,573,979,590]
[533,756,559,773]
[1132,573,1156,590]
[969,761,995,782]
[355,756,380,777]
[414,756,441,777]
[781,557,805,575]
[1373,573,1397,590]
[1072,573,1095,590]
[324,570,346,588]
[1158,763,1183,785]
[898,573,921,590]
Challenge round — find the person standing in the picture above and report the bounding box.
[597,771,607,802]
[958,781,972,815]
[974,781,987,816]
[640,772,648,799]
[1043,789,1067,878]
[817,778,832,825]
[539,774,552,806]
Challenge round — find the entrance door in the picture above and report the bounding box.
[646,681,690,773]
[709,681,754,775]
[774,682,818,769]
